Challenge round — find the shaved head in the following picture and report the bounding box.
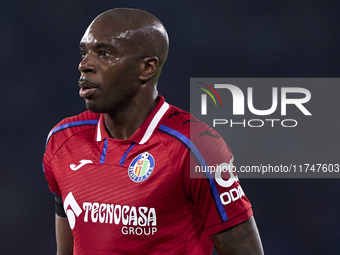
[86,8,169,77]
[78,8,169,116]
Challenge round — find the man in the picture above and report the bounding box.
[43,8,264,255]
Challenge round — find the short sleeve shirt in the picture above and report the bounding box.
[43,96,252,255]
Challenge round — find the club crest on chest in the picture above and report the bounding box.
[128,152,155,183]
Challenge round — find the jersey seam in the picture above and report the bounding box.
[49,126,96,162]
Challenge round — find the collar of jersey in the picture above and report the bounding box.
[94,96,170,144]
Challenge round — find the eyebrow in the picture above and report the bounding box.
[79,42,116,50]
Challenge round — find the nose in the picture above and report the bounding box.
[78,52,97,73]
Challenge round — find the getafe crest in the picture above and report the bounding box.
[128,152,155,182]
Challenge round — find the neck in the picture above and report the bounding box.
[104,91,158,140]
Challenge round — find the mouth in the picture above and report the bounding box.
[78,79,99,98]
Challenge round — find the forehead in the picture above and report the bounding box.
[80,17,133,47]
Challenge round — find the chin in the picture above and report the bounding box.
[85,101,103,113]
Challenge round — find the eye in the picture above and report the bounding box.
[99,50,110,57]
[80,49,87,59]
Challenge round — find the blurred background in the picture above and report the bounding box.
[1,0,340,254]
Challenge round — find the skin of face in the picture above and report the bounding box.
[78,15,144,114]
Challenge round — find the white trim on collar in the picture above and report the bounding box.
[96,118,102,142]
[95,101,169,143]
[139,102,169,144]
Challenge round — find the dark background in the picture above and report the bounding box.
[1,0,340,254]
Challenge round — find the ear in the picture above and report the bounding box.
[139,57,159,82]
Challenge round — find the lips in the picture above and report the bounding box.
[78,79,99,98]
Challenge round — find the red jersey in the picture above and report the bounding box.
[43,96,252,255]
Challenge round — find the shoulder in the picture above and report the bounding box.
[45,110,100,154]
[157,104,192,144]
[160,104,228,145]
[158,104,232,159]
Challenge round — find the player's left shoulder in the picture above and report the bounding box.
[161,105,191,132]
[161,104,213,137]
[161,104,232,157]
[164,104,228,143]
